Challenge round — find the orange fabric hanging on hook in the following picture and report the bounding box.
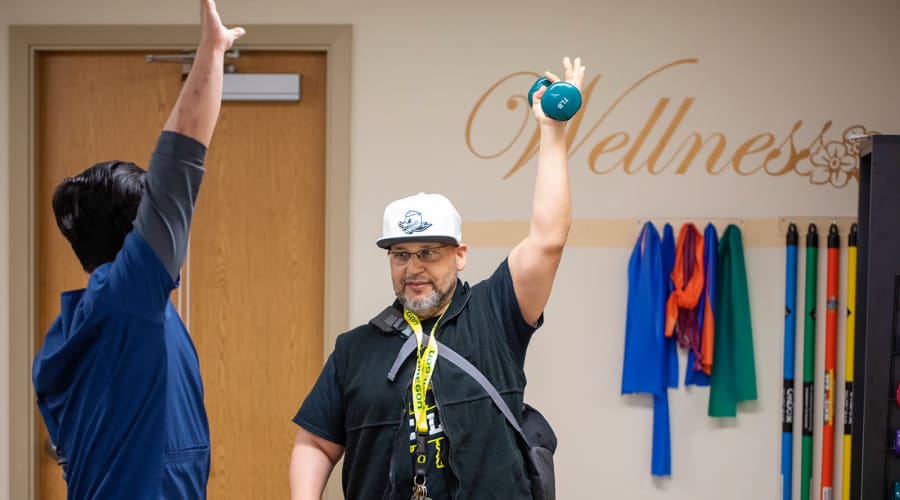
[665,224,706,370]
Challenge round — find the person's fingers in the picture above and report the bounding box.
[231,27,246,39]
[531,86,547,117]
[545,71,561,83]
[563,56,573,81]
[201,0,215,19]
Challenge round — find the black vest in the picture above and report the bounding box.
[333,274,535,499]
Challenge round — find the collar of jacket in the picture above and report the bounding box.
[372,278,471,337]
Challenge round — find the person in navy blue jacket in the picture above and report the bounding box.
[32,1,244,497]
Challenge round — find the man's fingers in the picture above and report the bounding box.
[200,0,215,17]
[531,86,547,118]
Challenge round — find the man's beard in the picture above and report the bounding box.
[398,283,452,318]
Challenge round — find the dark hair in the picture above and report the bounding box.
[52,161,146,273]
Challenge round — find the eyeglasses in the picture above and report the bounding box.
[387,244,449,265]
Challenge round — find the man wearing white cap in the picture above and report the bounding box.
[289,57,585,500]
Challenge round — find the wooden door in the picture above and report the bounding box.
[36,49,326,499]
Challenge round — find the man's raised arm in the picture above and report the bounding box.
[164,0,244,146]
[133,0,244,279]
[508,57,586,326]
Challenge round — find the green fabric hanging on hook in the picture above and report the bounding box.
[709,224,758,417]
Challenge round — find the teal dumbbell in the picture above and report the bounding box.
[527,76,582,121]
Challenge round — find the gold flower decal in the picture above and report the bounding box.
[809,141,855,187]
[804,125,877,187]
[843,126,868,156]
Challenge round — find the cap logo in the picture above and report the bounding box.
[398,210,432,234]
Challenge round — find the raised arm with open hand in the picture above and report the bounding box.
[163,0,245,147]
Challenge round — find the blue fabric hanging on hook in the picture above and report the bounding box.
[622,221,674,476]
[662,224,679,390]
[686,223,718,387]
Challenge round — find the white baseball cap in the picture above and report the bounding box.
[376,192,462,249]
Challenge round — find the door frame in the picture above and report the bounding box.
[8,24,352,500]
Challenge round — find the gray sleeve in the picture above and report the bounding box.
[133,131,207,280]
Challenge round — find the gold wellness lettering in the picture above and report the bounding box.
[466,58,874,188]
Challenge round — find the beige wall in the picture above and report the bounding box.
[1,14,8,500]
[0,0,13,493]
[4,0,900,498]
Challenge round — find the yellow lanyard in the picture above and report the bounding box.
[404,305,448,434]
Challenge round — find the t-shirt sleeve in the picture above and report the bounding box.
[293,354,347,446]
[133,131,206,280]
[482,258,543,358]
[101,230,176,315]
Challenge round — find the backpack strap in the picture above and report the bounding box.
[386,332,529,446]
[387,333,417,382]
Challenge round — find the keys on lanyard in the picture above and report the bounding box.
[412,481,430,500]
